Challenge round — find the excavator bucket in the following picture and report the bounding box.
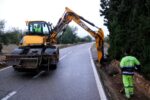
[17,58,38,69]
[6,45,59,72]
[6,54,40,72]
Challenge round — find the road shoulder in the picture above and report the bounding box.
[91,44,150,100]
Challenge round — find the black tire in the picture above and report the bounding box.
[50,64,57,70]
[13,65,20,72]
[13,68,19,72]
[13,68,23,72]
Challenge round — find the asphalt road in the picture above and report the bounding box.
[0,43,106,100]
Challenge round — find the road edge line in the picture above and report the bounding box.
[1,91,17,100]
[0,66,12,72]
[89,47,107,100]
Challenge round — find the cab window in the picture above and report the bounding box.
[43,24,49,35]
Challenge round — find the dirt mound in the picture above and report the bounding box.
[95,60,150,100]
[0,55,6,68]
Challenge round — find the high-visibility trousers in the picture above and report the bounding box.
[122,75,134,98]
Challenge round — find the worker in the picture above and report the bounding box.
[120,48,141,99]
[34,24,42,33]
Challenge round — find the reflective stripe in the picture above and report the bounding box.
[122,71,134,75]
[121,66,134,75]
[121,66,134,72]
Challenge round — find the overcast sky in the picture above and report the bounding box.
[0,0,109,37]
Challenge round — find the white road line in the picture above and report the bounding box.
[89,47,107,100]
[59,51,72,61]
[0,66,12,72]
[1,91,17,100]
[32,71,45,79]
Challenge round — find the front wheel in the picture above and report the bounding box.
[50,64,57,70]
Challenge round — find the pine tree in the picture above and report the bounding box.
[100,0,150,79]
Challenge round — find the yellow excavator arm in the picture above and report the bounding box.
[51,7,104,62]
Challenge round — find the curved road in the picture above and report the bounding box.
[0,43,107,100]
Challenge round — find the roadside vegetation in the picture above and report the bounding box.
[57,26,92,44]
[0,20,21,45]
[100,0,150,80]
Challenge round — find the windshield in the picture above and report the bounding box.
[28,22,50,35]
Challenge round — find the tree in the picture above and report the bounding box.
[0,20,5,35]
[100,0,150,79]
[58,26,78,44]
[0,20,5,44]
[0,20,5,52]
[5,27,21,44]
[57,26,93,44]
[80,35,92,42]
[0,21,21,45]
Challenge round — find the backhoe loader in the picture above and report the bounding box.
[6,7,104,72]
[6,21,59,72]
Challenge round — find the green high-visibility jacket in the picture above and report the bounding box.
[120,56,140,75]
